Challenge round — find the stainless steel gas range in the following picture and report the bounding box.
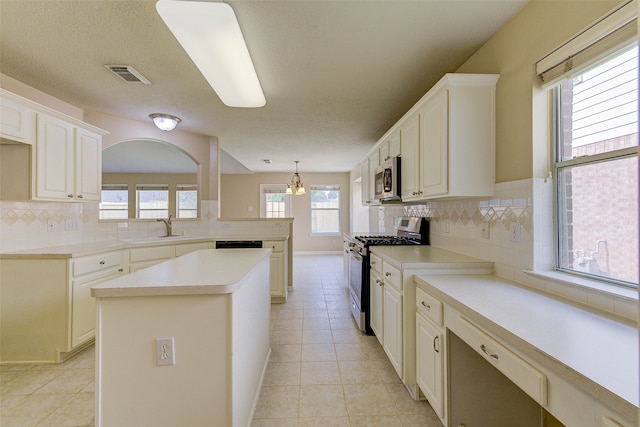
[348,216,429,334]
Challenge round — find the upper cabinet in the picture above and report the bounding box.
[365,74,499,203]
[0,89,107,202]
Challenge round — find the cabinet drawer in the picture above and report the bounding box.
[263,241,284,252]
[456,316,547,405]
[382,262,402,290]
[416,287,443,326]
[72,251,123,277]
[130,246,172,263]
[370,253,383,274]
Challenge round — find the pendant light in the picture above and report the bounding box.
[286,161,305,196]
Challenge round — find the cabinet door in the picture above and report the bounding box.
[383,284,403,376]
[360,160,370,205]
[368,151,380,204]
[269,252,285,298]
[36,113,74,200]
[75,127,102,201]
[369,270,384,344]
[0,95,35,144]
[419,90,448,197]
[400,114,420,200]
[416,313,444,419]
[71,270,122,347]
[388,131,401,158]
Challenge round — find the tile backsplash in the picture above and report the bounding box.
[0,200,289,253]
[371,178,637,322]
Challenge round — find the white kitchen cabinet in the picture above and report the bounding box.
[360,160,370,205]
[0,91,35,144]
[70,251,127,347]
[0,250,126,363]
[368,150,380,205]
[366,74,498,202]
[129,245,173,272]
[383,281,403,375]
[416,310,444,419]
[379,129,401,162]
[174,241,210,257]
[369,268,384,342]
[0,89,107,202]
[264,239,289,303]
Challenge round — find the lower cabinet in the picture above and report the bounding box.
[416,312,444,419]
[129,245,172,272]
[370,269,384,341]
[264,239,288,303]
[383,283,403,375]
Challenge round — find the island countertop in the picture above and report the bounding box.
[91,248,271,298]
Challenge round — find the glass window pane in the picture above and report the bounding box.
[99,188,128,220]
[311,210,340,234]
[137,188,168,219]
[557,156,638,285]
[177,189,197,218]
[266,193,286,218]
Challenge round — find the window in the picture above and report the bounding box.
[136,185,169,219]
[260,184,291,218]
[99,185,128,220]
[310,185,340,235]
[176,185,198,218]
[554,44,638,287]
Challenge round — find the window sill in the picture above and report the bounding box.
[524,270,638,301]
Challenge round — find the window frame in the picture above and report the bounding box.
[260,184,291,218]
[309,185,341,236]
[99,184,129,220]
[136,185,170,219]
[176,185,198,219]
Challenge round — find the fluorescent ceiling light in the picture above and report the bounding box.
[156,0,265,108]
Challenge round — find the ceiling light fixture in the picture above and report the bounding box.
[286,161,306,196]
[149,113,181,131]
[156,0,266,108]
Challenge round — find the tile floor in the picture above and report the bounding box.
[0,254,442,427]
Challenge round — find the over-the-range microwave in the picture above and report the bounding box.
[374,156,401,202]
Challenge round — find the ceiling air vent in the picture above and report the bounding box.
[104,65,151,84]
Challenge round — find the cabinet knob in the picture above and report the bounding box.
[385,272,391,277]
[421,301,431,310]
[371,261,376,265]
[375,279,383,285]
[77,194,83,199]
[99,260,105,265]
[118,268,124,273]
[67,194,74,198]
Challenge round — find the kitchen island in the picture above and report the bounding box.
[91,248,272,427]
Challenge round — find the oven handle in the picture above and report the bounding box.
[350,249,363,262]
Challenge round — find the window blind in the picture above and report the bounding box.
[536,0,637,87]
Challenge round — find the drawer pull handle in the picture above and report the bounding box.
[77,195,83,199]
[371,261,376,265]
[375,279,383,286]
[433,335,439,353]
[118,268,124,272]
[67,194,74,198]
[99,260,106,265]
[385,272,391,277]
[421,301,431,310]
[481,344,499,360]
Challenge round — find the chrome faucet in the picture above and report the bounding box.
[157,215,173,237]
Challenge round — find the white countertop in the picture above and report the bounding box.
[415,274,639,415]
[370,246,494,270]
[91,248,271,298]
[0,235,288,259]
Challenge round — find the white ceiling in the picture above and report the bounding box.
[0,0,529,174]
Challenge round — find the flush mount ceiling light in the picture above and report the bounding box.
[149,113,182,131]
[286,161,305,196]
[156,0,266,108]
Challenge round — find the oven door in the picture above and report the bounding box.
[349,249,365,331]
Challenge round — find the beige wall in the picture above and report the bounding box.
[455,0,624,183]
[220,172,350,252]
[85,112,219,202]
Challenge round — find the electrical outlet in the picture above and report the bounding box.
[509,222,521,243]
[156,337,175,366]
[480,221,490,239]
[47,219,55,232]
[65,218,80,231]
